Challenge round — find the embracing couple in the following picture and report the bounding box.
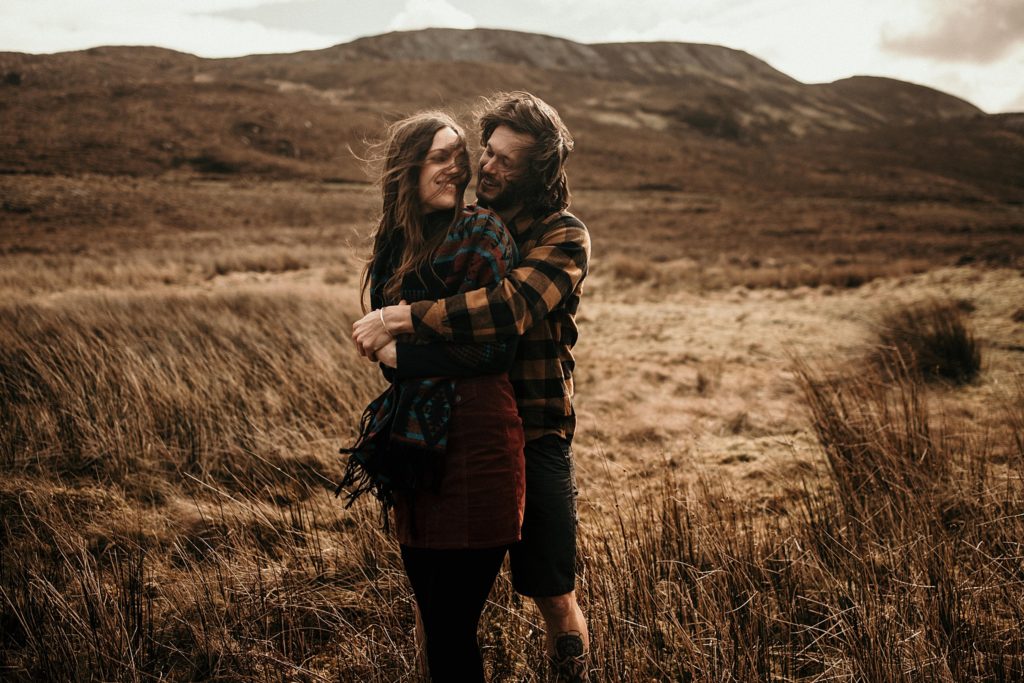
[340,91,591,682]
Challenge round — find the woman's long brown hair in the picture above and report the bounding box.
[360,111,470,311]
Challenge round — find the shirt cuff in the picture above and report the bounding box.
[410,299,445,341]
[394,342,424,379]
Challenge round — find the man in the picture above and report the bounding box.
[352,91,591,682]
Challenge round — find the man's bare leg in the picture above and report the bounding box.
[533,592,589,682]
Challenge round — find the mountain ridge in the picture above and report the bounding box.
[2,28,1020,201]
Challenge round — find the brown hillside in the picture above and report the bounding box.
[221,28,979,138]
[1,28,1020,202]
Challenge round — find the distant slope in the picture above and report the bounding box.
[314,29,798,86]
[222,28,978,138]
[2,28,1020,202]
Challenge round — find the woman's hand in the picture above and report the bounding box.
[352,303,413,358]
[376,339,398,368]
[352,309,393,358]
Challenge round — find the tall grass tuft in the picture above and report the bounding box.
[0,289,380,487]
[794,359,948,520]
[874,299,982,384]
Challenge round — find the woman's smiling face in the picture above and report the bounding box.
[418,126,464,214]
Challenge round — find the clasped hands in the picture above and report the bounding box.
[351,301,413,369]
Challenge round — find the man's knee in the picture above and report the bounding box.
[533,591,578,621]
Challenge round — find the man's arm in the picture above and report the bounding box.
[411,218,589,344]
[353,218,588,353]
[392,337,519,378]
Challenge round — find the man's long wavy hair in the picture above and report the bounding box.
[360,111,470,311]
[478,91,574,214]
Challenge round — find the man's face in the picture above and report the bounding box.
[476,125,535,212]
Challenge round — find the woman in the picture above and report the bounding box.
[338,111,525,682]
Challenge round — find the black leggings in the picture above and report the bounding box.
[400,544,509,683]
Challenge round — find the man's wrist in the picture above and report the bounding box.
[383,304,414,335]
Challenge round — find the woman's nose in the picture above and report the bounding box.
[443,163,461,180]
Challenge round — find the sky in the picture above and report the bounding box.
[2,0,1022,113]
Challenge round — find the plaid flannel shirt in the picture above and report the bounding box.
[410,207,590,442]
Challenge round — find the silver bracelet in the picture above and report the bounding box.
[378,308,392,337]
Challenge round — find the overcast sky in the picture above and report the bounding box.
[2,0,1022,113]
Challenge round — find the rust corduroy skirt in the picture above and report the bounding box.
[395,373,525,549]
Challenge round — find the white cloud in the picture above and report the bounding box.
[0,0,341,56]
[601,1,902,80]
[388,0,475,32]
[881,0,1024,64]
[1004,88,1024,113]
[923,50,1024,112]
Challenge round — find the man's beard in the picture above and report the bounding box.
[477,172,540,213]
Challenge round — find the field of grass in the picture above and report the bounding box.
[2,175,1024,680]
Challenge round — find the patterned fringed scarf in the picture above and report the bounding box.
[337,207,514,521]
[336,376,455,519]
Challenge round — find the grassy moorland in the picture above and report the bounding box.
[2,170,1024,680]
[3,26,1024,679]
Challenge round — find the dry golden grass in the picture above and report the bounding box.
[2,177,1024,680]
[600,252,932,293]
[0,288,379,483]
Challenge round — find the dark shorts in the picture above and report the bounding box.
[508,433,578,597]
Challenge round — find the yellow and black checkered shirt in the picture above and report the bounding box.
[410,207,590,442]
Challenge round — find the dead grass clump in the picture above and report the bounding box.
[621,425,668,445]
[726,260,928,291]
[208,249,309,277]
[642,259,931,293]
[602,254,807,293]
[1006,377,1024,463]
[721,410,754,435]
[795,360,947,519]
[874,299,982,384]
[785,360,1024,679]
[604,253,653,283]
[322,266,354,284]
[0,252,192,295]
[695,359,723,396]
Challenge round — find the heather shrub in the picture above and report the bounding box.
[874,299,981,384]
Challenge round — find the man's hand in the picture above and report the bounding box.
[376,340,398,368]
[352,303,415,358]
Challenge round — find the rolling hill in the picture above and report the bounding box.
[0,28,1021,201]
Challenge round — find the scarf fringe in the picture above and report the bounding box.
[336,450,392,531]
[335,392,396,530]
[335,376,453,532]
